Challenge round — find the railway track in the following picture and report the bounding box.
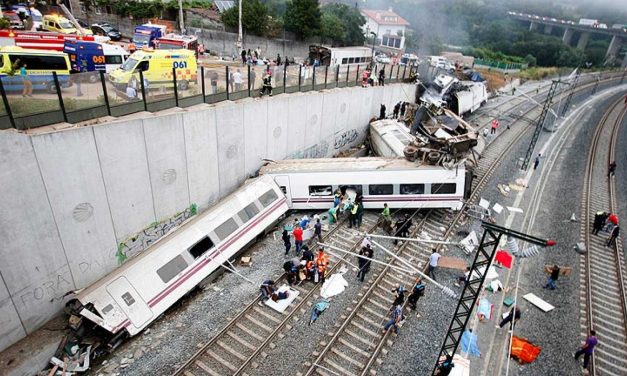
[173,212,386,376]
[297,73,627,376]
[580,95,627,376]
[170,71,625,376]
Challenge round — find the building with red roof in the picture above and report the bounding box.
[361,8,410,56]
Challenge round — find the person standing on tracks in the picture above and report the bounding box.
[490,119,499,135]
[349,202,359,228]
[362,234,372,250]
[428,249,441,281]
[593,211,608,235]
[293,224,304,254]
[282,229,291,256]
[356,243,373,282]
[314,218,323,242]
[393,102,401,119]
[383,303,403,334]
[543,265,560,290]
[315,248,330,284]
[393,216,406,245]
[607,225,620,247]
[574,330,597,371]
[391,285,406,309]
[533,153,542,170]
[382,203,392,234]
[408,277,425,311]
[400,102,407,118]
[356,199,364,228]
[328,205,338,225]
[608,161,617,178]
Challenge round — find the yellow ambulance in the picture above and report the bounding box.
[109,48,197,91]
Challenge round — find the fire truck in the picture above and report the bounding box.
[0,30,100,51]
[154,34,199,57]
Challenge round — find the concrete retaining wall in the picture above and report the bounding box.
[0,83,415,352]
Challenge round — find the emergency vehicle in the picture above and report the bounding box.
[0,29,99,51]
[155,34,198,57]
[0,46,72,93]
[109,48,197,91]
[132,24,166,48]
[63,40,128,81]
[42,15,85,34]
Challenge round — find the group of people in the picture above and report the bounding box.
[382,278,427,334]
[327,188,364,228]
[592,211,620,247]
[361,67,386,87]
[281,246,330,286]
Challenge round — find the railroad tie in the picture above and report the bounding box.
[207,349,238,372]
[217,340,248,362]
[194,360,221,376]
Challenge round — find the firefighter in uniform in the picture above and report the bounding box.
[315,248,329,284]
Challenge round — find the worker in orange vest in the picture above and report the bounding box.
[315,248,329,284]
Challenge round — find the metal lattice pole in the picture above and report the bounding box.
[561,72,580,116]
[431,222,555,375]
[521,80,559,170]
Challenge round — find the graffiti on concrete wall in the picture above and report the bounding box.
[334,129,359,150]
[288,140,330,159]
[116,203,198,264]
[12,264,74,308]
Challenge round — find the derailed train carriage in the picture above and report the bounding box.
[259,157,471,211]
[65,175,289,347]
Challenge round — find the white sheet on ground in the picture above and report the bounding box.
[460,231,478,254]
[471,265,499,280]
[320,273,349,299]
[523,293,555,312]
[264,284,300,313]
[479,198,490,210]
[450,354,470,376]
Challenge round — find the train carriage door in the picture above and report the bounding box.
[106,277,153,329]
[273,175,292,208]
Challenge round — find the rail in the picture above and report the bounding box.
[582,95,627,376]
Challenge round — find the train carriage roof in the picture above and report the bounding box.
[259,157,462,174]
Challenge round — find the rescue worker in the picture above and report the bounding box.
[393,102,401,119]
[260,74,272,96]
[314,218,323,241]
[379,104,386,120]
[378,68,385,86]
[315,248,329,284]
[400,102,407,117]
[408,277,425,310]
[390,285,405,309]
[356,244,373,282]
[381,203,392,234]
[349,201,359,228]
[607,225,620,248]
[498,306,521,329]
[356,199,364,228]
[282,229,291,255]
[301,245,314,262]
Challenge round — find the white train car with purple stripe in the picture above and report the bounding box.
[65,175,288,345]
[259,157,470,211]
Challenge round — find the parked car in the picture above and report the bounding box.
[375,54,391,64]
[3,11,25,30]
[91,23,121,41]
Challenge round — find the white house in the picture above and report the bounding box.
[361,8,410,56]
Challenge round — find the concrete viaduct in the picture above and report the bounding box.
[509,14,627,67]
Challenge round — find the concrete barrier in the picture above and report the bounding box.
[0,83,415,352]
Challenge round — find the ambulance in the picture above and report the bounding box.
[108,48,197,91]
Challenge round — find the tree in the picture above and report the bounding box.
[320,12,344,42]
[524,54,537,67]
[284,0,321,39]
[221,0,269,36]
[319,3,365,46]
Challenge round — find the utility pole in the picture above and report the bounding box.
[561,71,580,116]
[236,0,243,51]
[431,222,555,375]
[520,80,559,170]
[178,0,185,34]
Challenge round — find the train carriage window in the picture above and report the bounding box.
[400,184,425,195]
[188,236,215,259]
[431,183,457,194]
[369,184,393,195]
[259,189,279,207]
[309,185,333,196]
[348,57,355,64]
[121,292,136,306]
[342,58,348,64]
[214,218,239,241]
[238,202,260,223]
[157,255,189,284]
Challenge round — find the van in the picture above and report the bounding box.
[64,40,127,81]
[0,46,72,93]
[43,15,77,34]
[109,48,197,91]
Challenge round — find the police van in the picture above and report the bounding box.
[109,48,197,91]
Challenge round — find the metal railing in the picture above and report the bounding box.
[0,63,416,131]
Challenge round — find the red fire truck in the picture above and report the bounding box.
[0,30,99,51]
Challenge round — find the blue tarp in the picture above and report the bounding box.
[461,330,481,357]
